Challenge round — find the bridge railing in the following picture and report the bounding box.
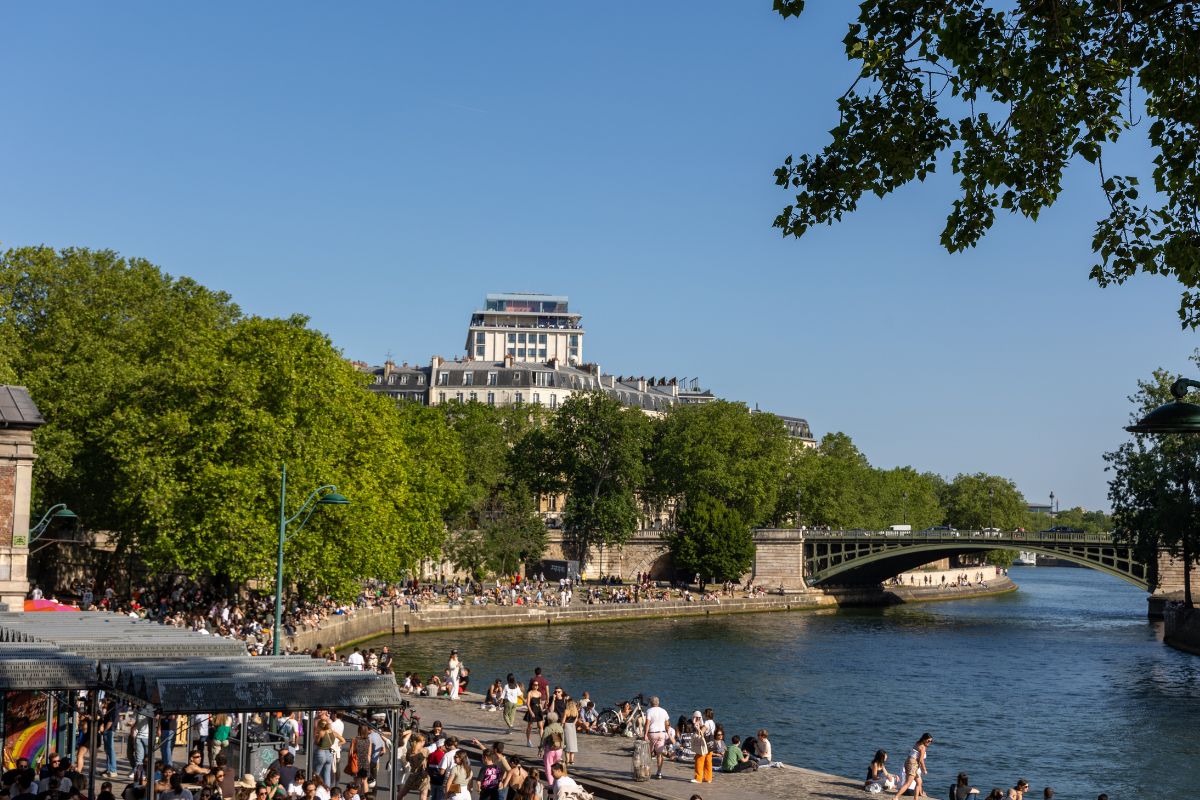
[769,529,1116,545]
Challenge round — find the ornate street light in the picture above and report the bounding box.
[273,463,349,655]
[17,504,77,548]
[1126,378,1200,434]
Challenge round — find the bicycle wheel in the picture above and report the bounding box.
[595,709,621,736]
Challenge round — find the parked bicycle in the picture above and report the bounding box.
[595,693,647,737]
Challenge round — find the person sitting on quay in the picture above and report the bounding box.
[754,729,774,766]
[949,771,979,799]
[864,750,895,792]
[1007,779,1030,799]
[720,736,757,773]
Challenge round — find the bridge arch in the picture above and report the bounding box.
[804,537,1149,590]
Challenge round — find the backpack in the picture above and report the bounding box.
[543,731,563,750]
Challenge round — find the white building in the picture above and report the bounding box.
[465,293,583,364]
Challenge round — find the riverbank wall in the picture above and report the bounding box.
[289,576,1016,651]
[1164,602,1200,656]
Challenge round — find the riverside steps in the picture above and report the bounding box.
[291,575,1016,652]
[399,691,870,800]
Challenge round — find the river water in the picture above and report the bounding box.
[375,568,1200,798]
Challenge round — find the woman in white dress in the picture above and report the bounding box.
[447,650,462,700]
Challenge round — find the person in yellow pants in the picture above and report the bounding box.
[690,711,712,784]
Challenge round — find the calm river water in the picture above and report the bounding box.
[376,568,1200,798]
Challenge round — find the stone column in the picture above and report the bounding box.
[750,529,808,592]
[0,424,39,609]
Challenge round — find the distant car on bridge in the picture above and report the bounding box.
[1041,525,1085,534]
[919,525,959,536]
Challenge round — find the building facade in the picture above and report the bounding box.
[465,293,584,365]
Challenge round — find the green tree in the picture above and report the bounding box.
[772,2,1200,326]
[649,401,791,527]
[986,549,1019,569]
[512,391,651,563]
[667,494,755,585]
[0,246,464,599]
[793,433,879,528]
[1106,362,1200,606]
[944,473,1027,529]
[871,467,945,530]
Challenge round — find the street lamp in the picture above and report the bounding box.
[902,491,909,526]
[1049,491,1055,528]
[273,463,349,655]
[1126,376,1200,608]
[988,487,995,530]
[17,504,77,548]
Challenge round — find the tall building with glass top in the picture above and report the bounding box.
[465,292,584,364]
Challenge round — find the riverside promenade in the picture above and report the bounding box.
[292,574,1016,651]
[402,691,869,800]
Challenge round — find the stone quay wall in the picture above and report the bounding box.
[288,576,1017,652]
[1164,602,1200,656]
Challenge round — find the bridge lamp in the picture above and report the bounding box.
[1126,378,1200,434]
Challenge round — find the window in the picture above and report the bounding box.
[400,374,409,385]
[533,393,541,405]
[438,372,449,385]
[487,372,497,386]
[518,333,526,343]
[539,333,547,344]
[507,333,516,343]
[569,334,579,346]
[548,495,558,511]
[438,392,446,404]
[463,372,474,386]
[455,392,464,403]
[387,375,396,385]
[417,374,426,385]
[539,348,547,359]
[570,348,579,360]
[476,331,485,344]
[513,372,522,383]
[517,348,526,358]
[507,348,516,356]
[373,376,381,384]
[469,392,477,402]
[535,372,551,387]
[550,394,558,409]
[487,392,495,406]
[514,391,523,404]
[475,345,485,357]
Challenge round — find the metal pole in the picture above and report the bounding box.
[87,692,99,800]
[304,712,315,777]
[383,712,396,798]
[46,694,56,766]
[275,462,288,656]
[147,713,158,800]
[238,714,248,780]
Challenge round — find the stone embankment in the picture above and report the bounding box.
[289,576,1016,652]
[1164,601,1200,656]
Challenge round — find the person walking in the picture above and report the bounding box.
[643,696,670,780]
[689,711,711,784]
[501,675,523,734]
[447,651,462,701]
[540,713,565,787]
[523,681,545,748]
[101,699,120,778]
[892,733,932,800]
[312,718,343,788]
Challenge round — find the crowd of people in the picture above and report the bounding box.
[862,733,1112,800]
[32,573,784,656]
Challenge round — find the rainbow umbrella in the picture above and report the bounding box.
[24,598,79,612]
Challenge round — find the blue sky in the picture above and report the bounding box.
[1,3,1194,510]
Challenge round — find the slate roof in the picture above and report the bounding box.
[0,386,45,428]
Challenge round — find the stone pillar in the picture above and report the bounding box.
[750,529,808,592]
[0,424,40,609]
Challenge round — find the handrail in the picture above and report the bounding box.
[757,528,1115,545]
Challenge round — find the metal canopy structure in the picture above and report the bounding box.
[101,657,404,714]
[0,612,403,712]
[0,641,98,691]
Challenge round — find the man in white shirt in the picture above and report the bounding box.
[329,712,345,766]
[346,649,365,670]
[549,763,580,800]
[643,696,670,780]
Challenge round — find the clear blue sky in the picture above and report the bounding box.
[2,3,1194,510]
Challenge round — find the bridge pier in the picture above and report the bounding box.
[1149,551,1200,619]
[751,529,808,592]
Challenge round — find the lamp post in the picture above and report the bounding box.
[988,487,995,530]
[18,504,77,548]
[273,463,349,655]
[1049,491,1055,528]
[902,491,909,526]
[1126,376,1200,608]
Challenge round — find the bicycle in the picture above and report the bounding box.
[594,693,646,738]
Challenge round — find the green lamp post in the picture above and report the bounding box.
[273,463,349,655]
[1126,376,1200,609]
[18,503,77,548]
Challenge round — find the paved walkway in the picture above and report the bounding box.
[403,693,873,800]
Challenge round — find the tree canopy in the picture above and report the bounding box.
[772,1,1200,326]
[668,494,756,585]
[0,246,464,599]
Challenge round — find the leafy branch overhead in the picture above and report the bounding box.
[772,1,1200,326]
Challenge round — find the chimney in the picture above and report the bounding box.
[504,353,515,368]
[637,377,647,392]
